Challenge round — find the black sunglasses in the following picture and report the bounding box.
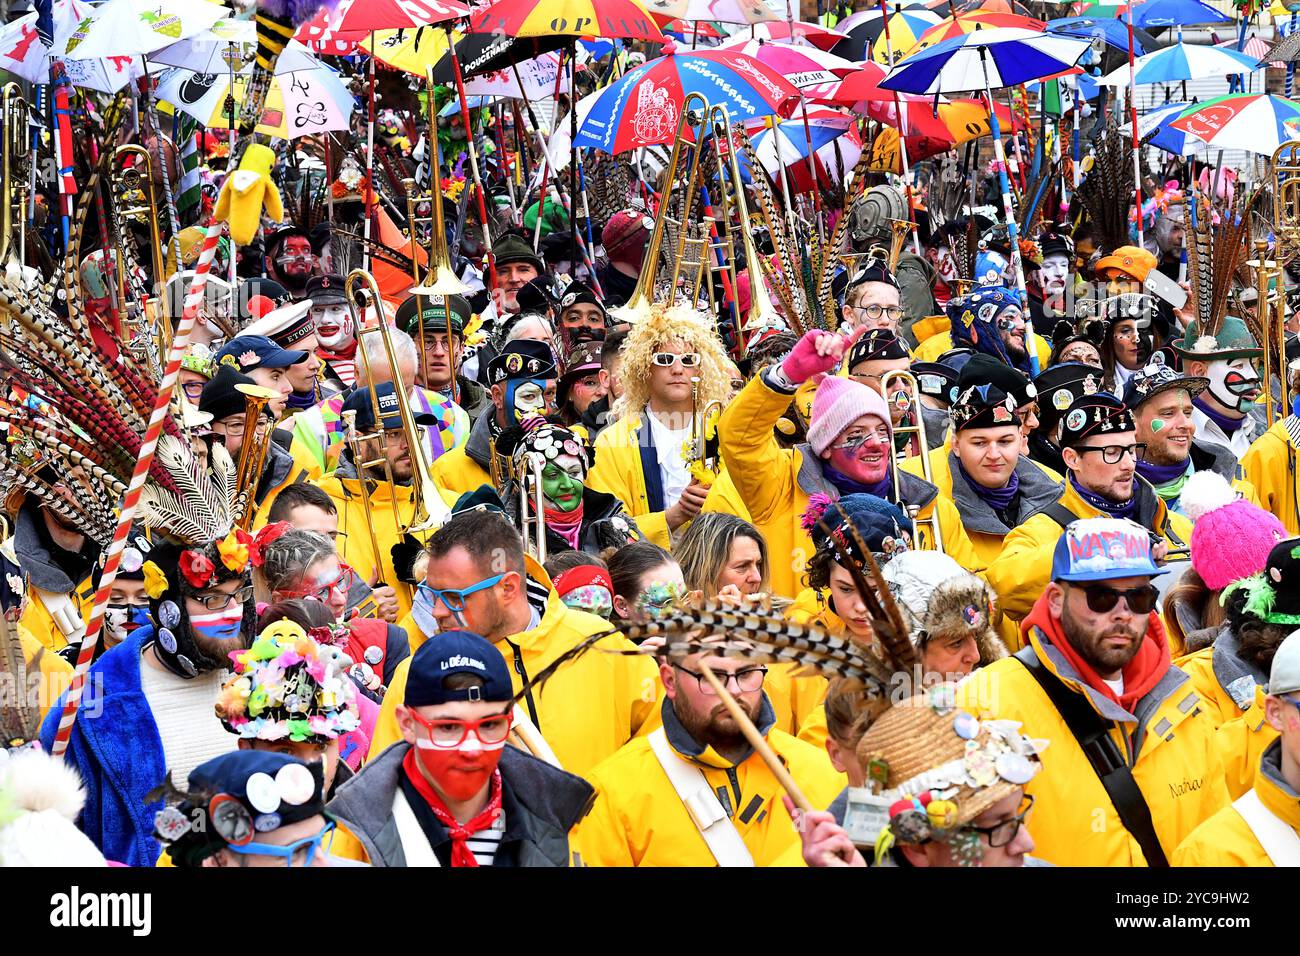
[1072,583,1159,615]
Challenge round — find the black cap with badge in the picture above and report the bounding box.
[950,382,1023,432]
[957,354,1037,410]
[847,329,910,368]
[485,340,558,386]
[1059,392,1135,449]
[557,278,607,319]
[304,273,347,306]
[1032,361,1104,434]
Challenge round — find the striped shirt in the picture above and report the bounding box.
[464,812,506,867]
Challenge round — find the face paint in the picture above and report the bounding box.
[1207,358,1262,412]
[189,606,245,643]
[414,727,506,801]
[311,304,354,350]
[506,379,548,424]
[1149,418,1165,433]
[636,580,687,619]
[541,454,585,512]
[561,584,613,618]
[105,604,151,644]
[1038,254,1070,297]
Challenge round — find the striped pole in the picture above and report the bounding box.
[50,220,224,758]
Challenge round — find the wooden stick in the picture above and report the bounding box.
[697,661,811,813]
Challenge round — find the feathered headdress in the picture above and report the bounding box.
[1184,183,1257,343]
[1074,121,1135,254]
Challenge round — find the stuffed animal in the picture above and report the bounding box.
[214,143,284,246]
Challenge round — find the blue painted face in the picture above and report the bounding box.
[505,378,551,424]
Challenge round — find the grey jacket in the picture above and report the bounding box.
[947,451,1063,537]
[326,742,594,867]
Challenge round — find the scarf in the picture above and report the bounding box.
[402,747,504,868]
[285,389,316,412]
[319,342,358,388]
[1069,472,1137,520]
[1193,396,1245,436]
[822,462,893,501]
[1022,591,1171,714]
[956,459,1021,511]
[1135,458,1193,502]
[543,503,584,551]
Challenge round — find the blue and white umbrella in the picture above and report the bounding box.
[1046,15,1153,54]
[1097,41,1260,86]
[1120,100,1198,154]
[1122,0,1231,29]
[879,27,1090,96]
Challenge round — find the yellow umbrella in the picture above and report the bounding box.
[361,27,457,75]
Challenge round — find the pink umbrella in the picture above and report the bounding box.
[718,38,860,88]
[325,0,469,32]
[732,20,849,51]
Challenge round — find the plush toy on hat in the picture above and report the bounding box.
[214,143,284,246]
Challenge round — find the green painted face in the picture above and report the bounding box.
[541,453,585,512]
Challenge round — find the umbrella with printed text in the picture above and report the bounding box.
[718,38,861,87]
[52,0,228,59]
[1116,0,1232,28]
[155,62,355,139]
[1047,15,1155,54]
[468,0,666,40]
[1119,100,1198,154]
[1168,93,1300,154]
[324,0,470,33]
[573,46,801,153]
[0,0,144,92]
[726,20,848,50]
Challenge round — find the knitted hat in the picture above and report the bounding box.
[806,375,893,456]
[1183,471,1286,590]
[603,203,654,263]
[803,492,912,562]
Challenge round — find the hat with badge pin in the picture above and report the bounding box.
[1059,392,1135,449]
[153,751,328,867]
[557,279,607,320]
[950,382,1023,432]
[847,328,910,368]
[957,354,1036,410]
[485,340,558,386]
[910,361,962,406]
[1120,354,1208,411]
[1032,361,1103,434]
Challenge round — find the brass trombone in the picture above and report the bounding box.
[1249,239,1290,428]
[341,408,388,588]
[516,449,548,565]
[686,376,723,480]
[1271,141,1300,265]
[232,383,279,530]
[110,144,169,366]
[0,83,30,268]
[344,269,452,540]
[880,368,944,553]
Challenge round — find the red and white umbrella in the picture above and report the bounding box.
[718,38,860,88]
[729,19,848,50]
[325,0,469,33]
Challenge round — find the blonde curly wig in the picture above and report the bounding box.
[613,304,733,420]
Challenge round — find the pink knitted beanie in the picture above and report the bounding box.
[1183,471,1286,590]
[805,374,894,456]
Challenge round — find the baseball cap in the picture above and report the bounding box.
[1267,628,1300,697]
[341,381,437,433]
[216,334,307,372]
[1050,516,1166,583]
[404,630,513,706]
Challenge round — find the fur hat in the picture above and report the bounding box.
[1184,471,1287,591]
[0,749,107,867]
[880,551,1007,664]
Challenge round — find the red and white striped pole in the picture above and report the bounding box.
[50,220,224,758]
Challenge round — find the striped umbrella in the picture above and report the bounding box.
[1120,100,1198,154]
[730,20,849,50]
[1168,92,1300,154]
[719,38,861,87]
[469,0,665,38]
[868,6,943,63]
[900,10,1044,61]
[1097,42,1261,85]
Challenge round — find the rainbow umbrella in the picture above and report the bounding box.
[718,38,860,87]
[1168,92,1300,154]
[869,6,943,63]
[901,10,1044,60]
[469,0,665,40]
[573,46,800,152]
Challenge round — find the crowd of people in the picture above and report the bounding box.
[4,5,1300,875]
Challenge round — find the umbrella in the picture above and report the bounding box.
[324,0,469,33]
[1218,35,1283,67]
[54,0,228,59]
[832,3,934,60]
[1119,0,1232,28]
[1168,92,1300,154]
[805,60,903,107]
[640,0,781,25]
[155,62,354,139]
[879,27,1091,95]
[573,46,800,152]
[1047,15,1155,53]
[1096,41,1261,85]
[293,8,365,55]
[746,118,863,192]
[868,7,943,63]
[938,0,1035,13]
[1119,100,1198,154]
[361,26,457,74]
[729,20,848,50]
[718,38,860,88]
[0,0,143,93]
[469,0,665,40]
[659,18,725,39]
[901,10,1045,61]
[151,28,321,74]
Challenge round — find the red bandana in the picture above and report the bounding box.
[402,747,503,868]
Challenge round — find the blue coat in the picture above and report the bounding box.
[40,627,167,867]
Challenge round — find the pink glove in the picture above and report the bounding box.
[779,326,868,384]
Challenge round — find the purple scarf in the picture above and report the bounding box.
[1193,396,1245,436]
[286,389,316,412]
[1135,457,1192,487]
[1069,472,1138,520]
[956,460,1020,511]
[822,462,893,501]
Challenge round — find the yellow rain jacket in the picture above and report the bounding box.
[913,327,1052,369]
[900,443,1065,568]
[588,412,745,550]
[1174,628,1268,730]
[429,445,493,507]
[985,476,1192,623]
[313,463,418,621]
[714,375,984,599]
[955,613,1228,866]
[18,623,74,721]
[1214,684,1277,800]
[1172,739,1299,866]
[366,591,658,779]
[1240,417,1300,536]
[571,696,845,866]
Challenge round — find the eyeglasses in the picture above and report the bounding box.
[217,417,272,439]
[417,573,506,613]
[191,585,254,610]
[406,709,514,748]
[1073,443,1146,464]
[1071,583,1159,615]
[830,426,891,450]
[181,380,206,400]
[225,820,335,867]
[276,563,357,604]
[673,664,768,696]
[850,304,904,321]
[959,795,1034,849]
[651,352,701,368]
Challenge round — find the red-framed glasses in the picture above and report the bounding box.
[275,563,357,604]
[406,709,514,749]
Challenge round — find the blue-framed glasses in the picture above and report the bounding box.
[225,820,335,867]
[417,573,505,613]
